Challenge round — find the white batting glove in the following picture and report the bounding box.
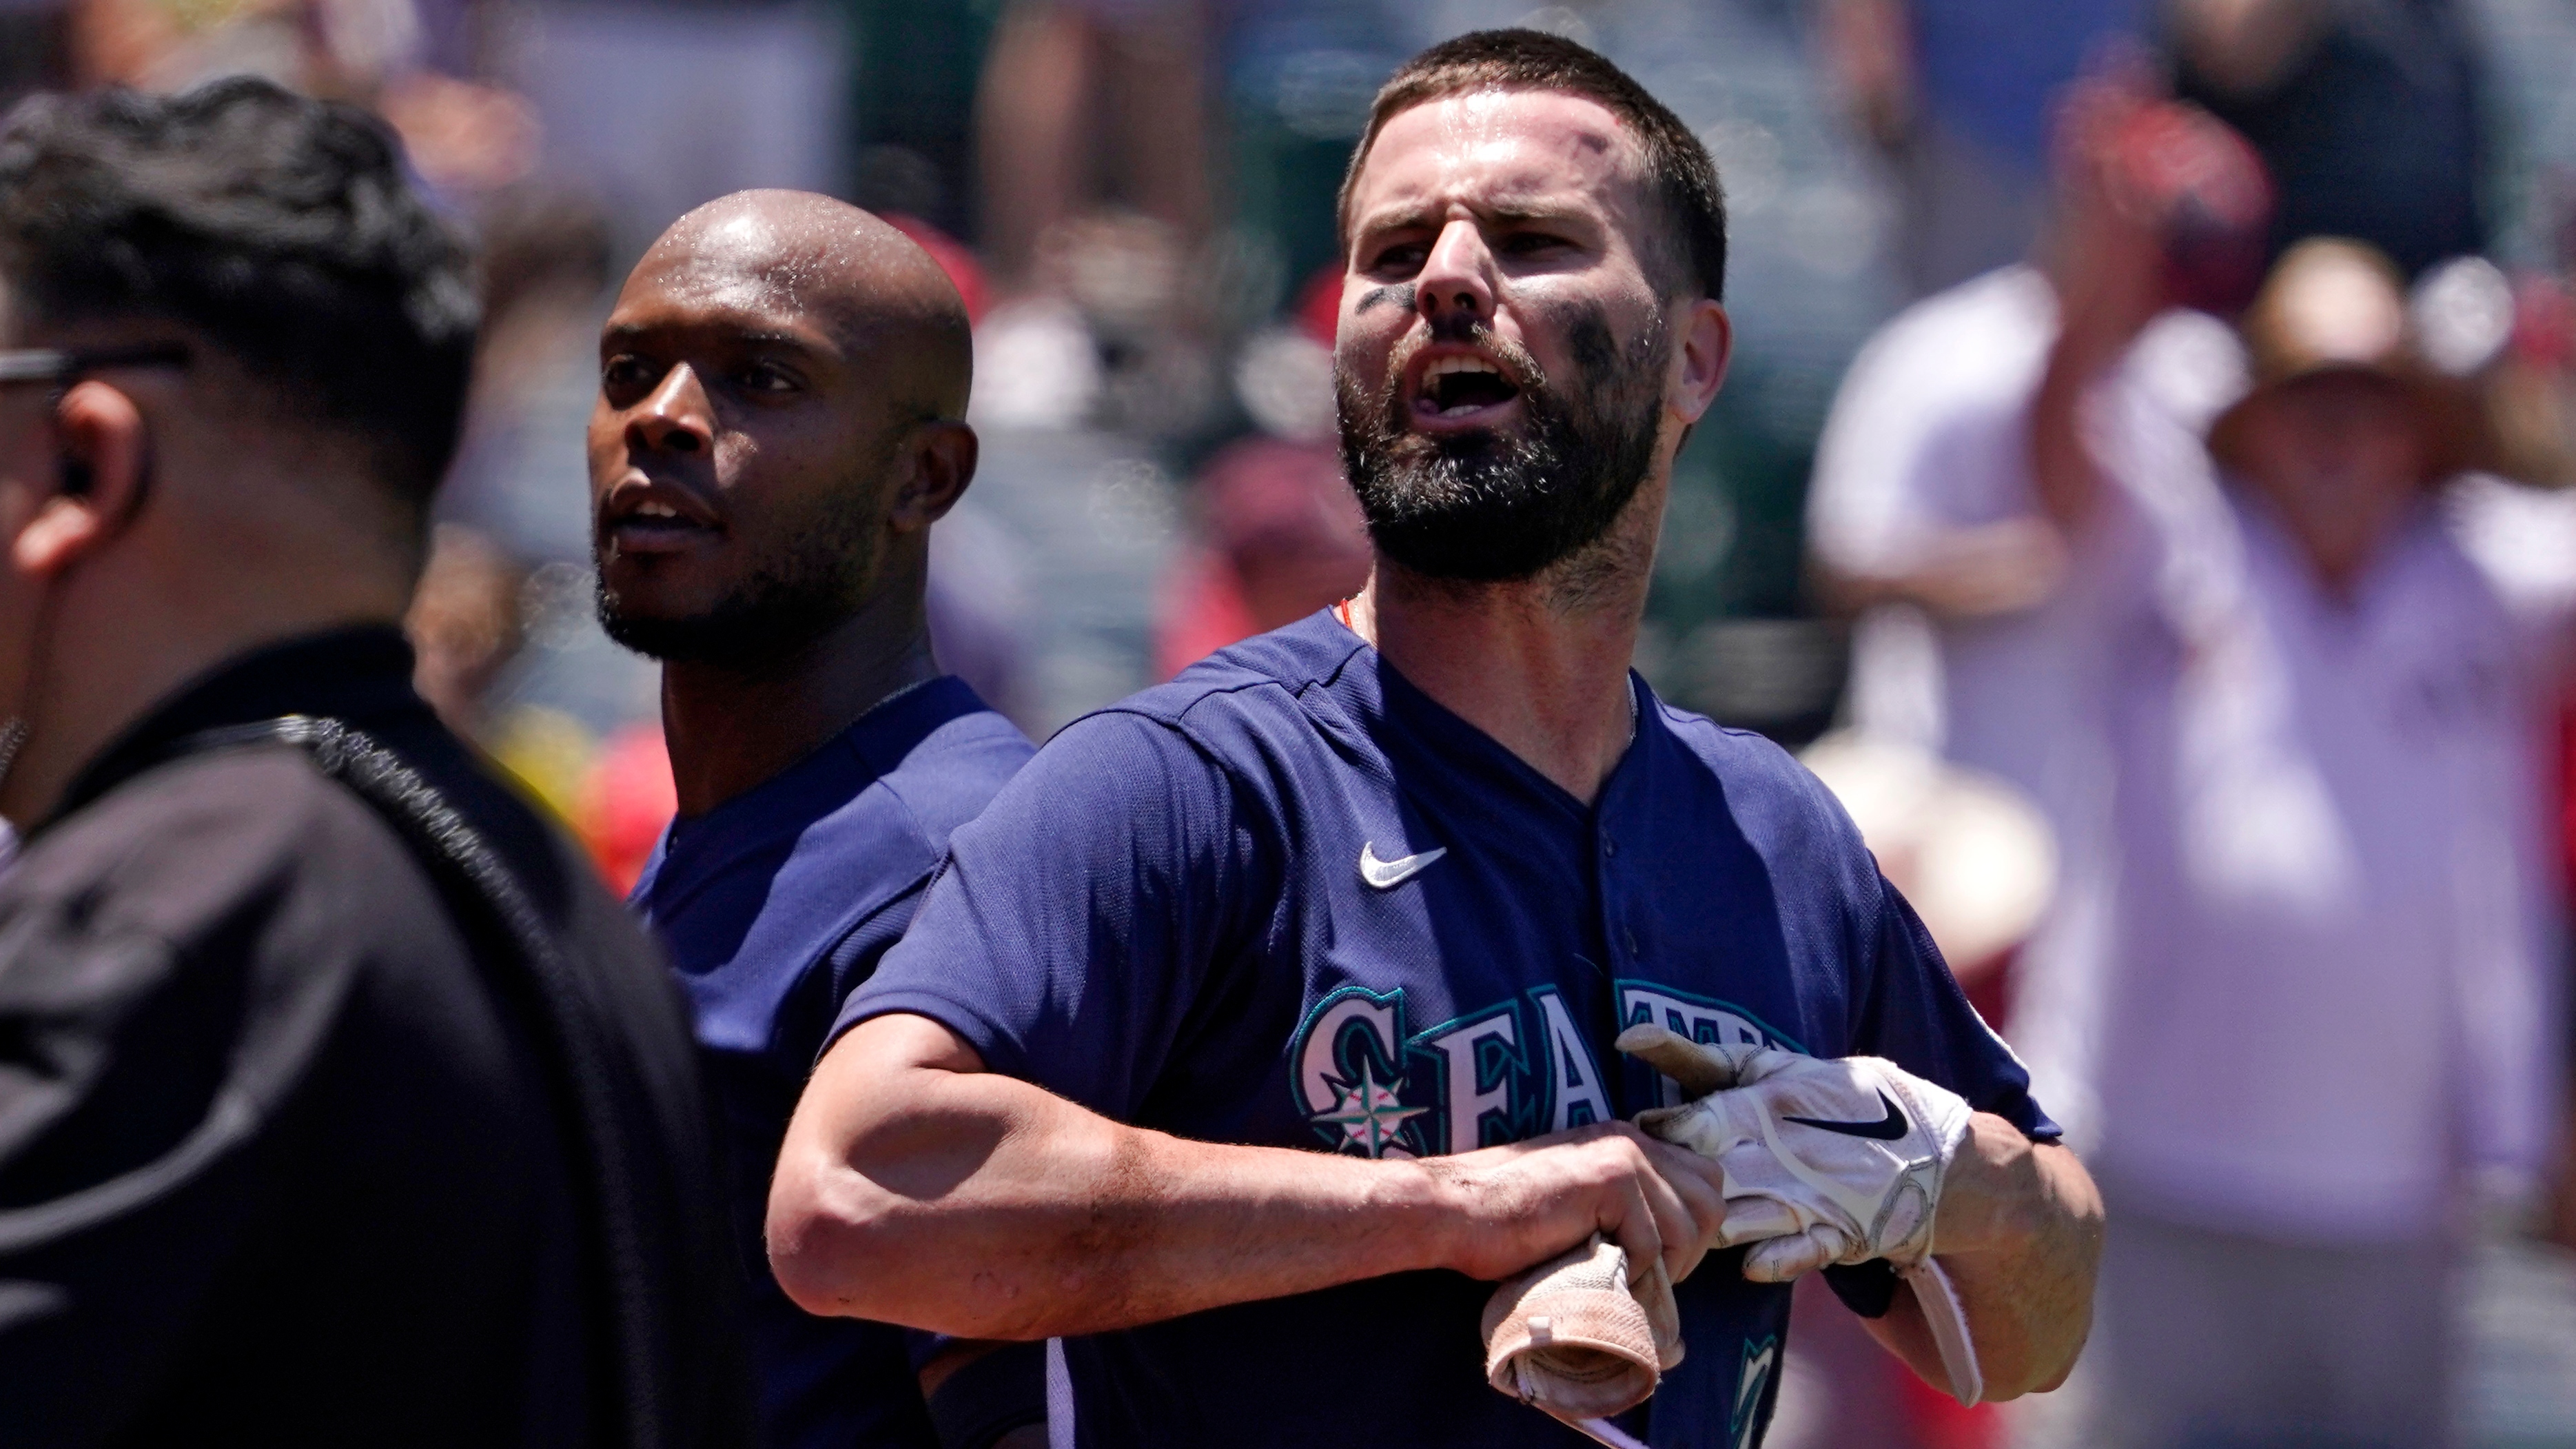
[1617,1025,1972,1283]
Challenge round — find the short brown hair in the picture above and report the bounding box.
[1336,29,1726,301]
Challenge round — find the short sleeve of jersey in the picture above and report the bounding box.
[1856,875,2057,1142]
[1823,874,2060,1319]
[835,710,1276,1118]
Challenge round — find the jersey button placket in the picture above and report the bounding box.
[1598,832,1635,964]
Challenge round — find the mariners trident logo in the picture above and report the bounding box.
[1311,1056,1428,1157]
[1296,988,1434,1159]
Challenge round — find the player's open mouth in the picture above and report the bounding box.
[1415,356,1520,416]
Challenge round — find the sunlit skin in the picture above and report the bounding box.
[587,191,975,815]
[1339,88,1686,449]
[1332,90,1728,806]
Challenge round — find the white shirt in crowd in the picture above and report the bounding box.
[2097,484,2561,1239]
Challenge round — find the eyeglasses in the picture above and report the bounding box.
[0,343,190,387]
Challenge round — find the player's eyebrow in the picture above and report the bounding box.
[1351,196,1593,240]
[599,318,834,356]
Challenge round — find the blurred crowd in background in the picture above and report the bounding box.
[14,0,2576,1443]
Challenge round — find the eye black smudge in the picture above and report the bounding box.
[1566,304,1619,387]
[1355,284,1415,315]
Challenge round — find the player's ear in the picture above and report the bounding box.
[14,379,145,578]
[1668,296,1731,426]
[887,419,977,534]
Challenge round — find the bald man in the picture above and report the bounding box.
[591,190,1035,1449]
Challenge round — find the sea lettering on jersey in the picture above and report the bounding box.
[1290,977,1803,1157]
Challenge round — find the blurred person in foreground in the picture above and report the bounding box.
[769,30,2099,1448]
[2030,85,2559,1448]
[0,79,748,1445]
[593,190,1036,1449]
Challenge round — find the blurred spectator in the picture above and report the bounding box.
[978,0,1327,447]
[1807,97,2265,1172]
[975,0,1211,300]
[405,521,528,736]
[507,0,849,245]
[926,500,1034,725]
[2028,83,2560,1446]
[441,182,615,560]
[842,0,1000,243]
[1154,434,1370,677]
[2169,0,2488,279]
[1154,287,1368,676]
[1819,0,2151,297]
[67,0,540,194]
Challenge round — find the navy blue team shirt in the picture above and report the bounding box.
[843,614,2055,1449]
[635,676,1032,1449]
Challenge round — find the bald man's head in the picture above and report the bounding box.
[648,190,973,418]
[588,190,980,667]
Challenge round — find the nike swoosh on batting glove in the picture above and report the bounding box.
[1615,1025,1972,1282]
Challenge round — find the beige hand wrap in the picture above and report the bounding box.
[1480,1235,1684,1421]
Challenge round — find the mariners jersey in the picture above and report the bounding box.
[846,613,2054,1448]
[636,677,1032,1449]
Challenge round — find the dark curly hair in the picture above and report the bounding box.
[0,77,478,506]
[1337,29,1726,303]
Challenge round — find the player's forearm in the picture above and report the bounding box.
[1916,1122,2104,1398]
[768,1019,1467,1339]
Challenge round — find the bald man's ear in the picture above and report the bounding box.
[887,420,978,534]
[14,380,147,580]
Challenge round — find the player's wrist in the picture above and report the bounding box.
[1929,1113,2038,1257]
[1381,1153,1486,1277]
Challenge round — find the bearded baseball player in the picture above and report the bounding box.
[768,30,2102,1448]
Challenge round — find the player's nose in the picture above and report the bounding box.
[629,363,714,456]
[1416,219,1497,331]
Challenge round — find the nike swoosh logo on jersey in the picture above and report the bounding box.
[1782,1091,1910,1142]
[1358,841,1446,889]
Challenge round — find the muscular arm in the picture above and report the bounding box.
[1863,1119,2104,1400]
[769,1012,1730,1340]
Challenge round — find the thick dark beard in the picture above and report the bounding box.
[1336,305,1667,582]
[596,497,879,668]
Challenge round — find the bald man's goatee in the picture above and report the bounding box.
[596,517,878,667]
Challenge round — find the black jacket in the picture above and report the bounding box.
[0,627,750,1448]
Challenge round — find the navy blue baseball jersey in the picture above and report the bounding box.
[843,614,2053,1449]
[635,676,1032,1449]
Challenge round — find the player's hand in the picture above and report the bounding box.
[1619,1025,1973,1282]
[1422,1119,1730,1290]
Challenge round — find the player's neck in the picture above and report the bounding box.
[658,578,939,818]
[1350,482,1659,807]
